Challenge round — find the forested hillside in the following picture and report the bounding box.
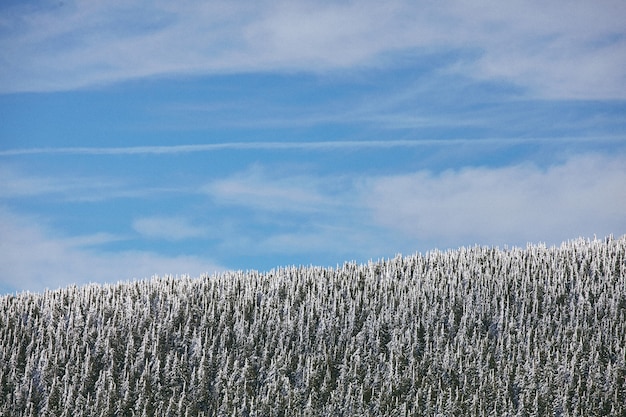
[1,237,625,416]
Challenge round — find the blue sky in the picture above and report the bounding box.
[1,0,625,293]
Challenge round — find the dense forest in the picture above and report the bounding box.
[1,236,625,416]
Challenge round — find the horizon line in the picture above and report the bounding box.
[1,136,623,157]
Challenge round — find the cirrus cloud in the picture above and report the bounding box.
[1,0,624,98]
[132,215,208,241]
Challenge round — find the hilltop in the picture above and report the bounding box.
[1,237,625,416]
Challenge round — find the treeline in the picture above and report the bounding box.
[0,236,625,416]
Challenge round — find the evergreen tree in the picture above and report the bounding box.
[0,236,625,416]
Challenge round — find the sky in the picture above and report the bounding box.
[1,0,625,294]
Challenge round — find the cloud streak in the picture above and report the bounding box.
[204,165,339,214]
[2,136,622,157]
[133,216,208,241]
[0,165,186,202]
[1,0,625,98]
[0,165,129,200]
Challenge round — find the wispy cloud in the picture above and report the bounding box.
[452,1,626,99]
[0,207,223,293]
[363,153,626,249]
[204,165,336,213]
[200,165,392,259]
[2,151,624,293]
[2,136,622,157]
[0,165,70,196]
[200,153,626,260]
[0,164,127,201]
[0,164,193,202]
[1,0,624,98]
[133,216,208,241]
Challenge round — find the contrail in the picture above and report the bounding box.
[0,136,622,156]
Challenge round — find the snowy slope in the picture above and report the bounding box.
[1,236,625,416]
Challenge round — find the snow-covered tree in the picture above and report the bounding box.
[1,236,625,416]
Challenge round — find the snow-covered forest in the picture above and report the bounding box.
[1,236,625,416]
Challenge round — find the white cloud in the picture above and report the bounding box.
[0,165,69,196]
[2,137,623,158]
[457,0,626,99]
[0,140,468,157]
[3,152,624,293]
[201,165,394,259]
[0,207,223,293]
[200,154,626,258]
[0,164,191,201]
[1,0,624,98]
[133,216,208,240]
[363,153,626,249]
[0,164,126,201]
[204,165,338,213]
